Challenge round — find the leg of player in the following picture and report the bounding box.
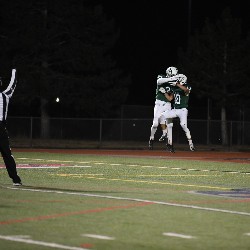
[183,127,195,151]
[178,109,195,151]
[159,122,167,142]
[166,119,173,145]
[179,121,195,151]
[159,102,172,142]
[149,123,157,150]
[166,132,175,153]
[149,101,167,150]
[159,111,176,153]
[149,103,160,149]
[164,119,174,152]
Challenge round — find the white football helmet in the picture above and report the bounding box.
[177,74,187,85]
[166,66,178,77]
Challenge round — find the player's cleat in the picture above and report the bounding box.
[166,143,175,153]
[148,139,154,150]
[13,182,22,186]
[159,134,167,142]
[189,143,196,151]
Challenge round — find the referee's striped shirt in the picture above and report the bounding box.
[0,69,17,122]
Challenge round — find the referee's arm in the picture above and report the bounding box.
[3,69,17,98]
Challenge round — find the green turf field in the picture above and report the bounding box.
[0,151,250,250]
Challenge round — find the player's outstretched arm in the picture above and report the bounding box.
[157,75,179,85]
[3,69,17,98]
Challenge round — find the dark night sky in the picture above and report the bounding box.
[99,0,250,106]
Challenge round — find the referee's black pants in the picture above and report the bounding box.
[0,122,21,184]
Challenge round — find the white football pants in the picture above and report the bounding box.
[150,100,173,140]
[160,108,192,141]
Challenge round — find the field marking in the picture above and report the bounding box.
[244,233,250,236]
[6,186,250,217]
[19,166,59,169]
[55,174,103,178]
[137,174,210,177]
[0,202,152,225]
[77,176,231,190]
[81,234,115,240]
[11,235,31,239]
[0,235,88,250]
[14,157,250,174]
[0,165,92,169]
[54,173,209,178]
[163,232,196,239]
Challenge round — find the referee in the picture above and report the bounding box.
[0,69,22,186]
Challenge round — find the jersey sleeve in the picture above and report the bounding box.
[3,69,17,98]
[157,75,179,85]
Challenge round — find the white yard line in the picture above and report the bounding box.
[0,235,88,250]
[19,167,60,169]
[7,186,250,217]
[163,232,196,239]
[81,234,115,240]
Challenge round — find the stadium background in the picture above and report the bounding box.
[8,105,250,151]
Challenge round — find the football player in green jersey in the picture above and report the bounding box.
[159,76,195,153]
[148,67,182,150]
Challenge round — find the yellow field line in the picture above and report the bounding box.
[137,174,210,177]
[87,177,231,190]
[55,174,103,176]
[53,174,230,190]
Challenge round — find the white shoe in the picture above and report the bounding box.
[13,183,22,186]
[189,143,195,151]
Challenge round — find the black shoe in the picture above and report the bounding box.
[159,134,167,142]
[149,139,154,150]
[166,143,175,153]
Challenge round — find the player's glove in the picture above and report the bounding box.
[159,87,166,93]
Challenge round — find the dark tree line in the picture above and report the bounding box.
[178,8,250,145]
[0,0,131,122]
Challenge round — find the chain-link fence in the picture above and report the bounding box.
[7,117,250,150]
